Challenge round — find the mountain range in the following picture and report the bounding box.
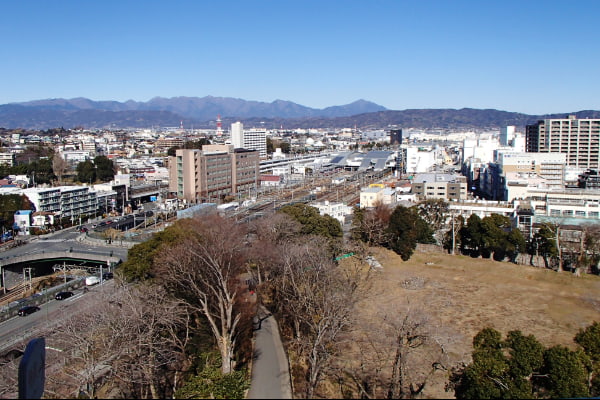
[1,96,599,131]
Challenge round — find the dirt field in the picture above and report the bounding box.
[345,246,600,399]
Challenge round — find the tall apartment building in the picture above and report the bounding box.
[169,144,259,203]
[526,115,600,170]
[229,122,267,159]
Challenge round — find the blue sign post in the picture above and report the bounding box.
[18,337,45,399]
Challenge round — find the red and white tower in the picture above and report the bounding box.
[216,114,223,136]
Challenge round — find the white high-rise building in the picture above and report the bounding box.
[500,126,516,146]
[243,128,267,159]
[231,122,244,149]
[229,122,267,159]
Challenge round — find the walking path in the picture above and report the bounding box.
[247,306,292,399]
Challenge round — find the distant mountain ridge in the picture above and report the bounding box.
[10,96,386,120]
[1,96,599,130]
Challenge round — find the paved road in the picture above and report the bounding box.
[0,280,114,353]
[247,306,292,399]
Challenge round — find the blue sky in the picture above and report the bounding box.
[1,0,599,115]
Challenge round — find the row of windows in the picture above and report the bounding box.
[550,209,600,218]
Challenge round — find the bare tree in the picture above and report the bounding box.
[52,152,69,185]
[108,284,192,399]
[270,235,371,398]
[51,302,118,398]
[582,223,600,274]
[155,214,250,375]
[50,283,191,399]
[247,212,301,285]
[357,202,392,246]
[342,306,449,399]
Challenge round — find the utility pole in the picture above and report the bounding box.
[451,211,456,255]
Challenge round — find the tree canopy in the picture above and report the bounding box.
[386,205,435,261]
[278,203,342,238]
[453,325,596,399]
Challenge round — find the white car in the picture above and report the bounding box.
[85,276,100,286]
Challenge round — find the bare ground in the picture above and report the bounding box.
[336,246,600,399]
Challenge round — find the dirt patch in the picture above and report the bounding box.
[343,246,600,399]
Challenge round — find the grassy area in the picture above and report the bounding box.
[340,246,600,399]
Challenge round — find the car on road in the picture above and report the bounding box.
[85,276,100,286]
[55,291,74,300]
[17,306,40,316]
[102,272,113,280]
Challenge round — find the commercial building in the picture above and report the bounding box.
[479,151,566,201]
[411,173,468,201]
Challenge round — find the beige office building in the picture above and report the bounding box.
[411,173,468,201]
[169,145,259,203]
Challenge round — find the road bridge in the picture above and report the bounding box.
[0,249,122,290]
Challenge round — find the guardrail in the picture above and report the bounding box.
[0,277,86,323]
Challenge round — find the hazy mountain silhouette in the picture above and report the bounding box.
[1,96,599,130]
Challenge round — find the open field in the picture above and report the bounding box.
[343,246,600,399]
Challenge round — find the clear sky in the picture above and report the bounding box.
[1,0,599,115]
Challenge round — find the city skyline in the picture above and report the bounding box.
[1,0,599,115]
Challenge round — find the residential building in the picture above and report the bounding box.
[311,200,353,225]
[526,115,600,170]
[359,184,396,208]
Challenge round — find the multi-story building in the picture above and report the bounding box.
[154,137,184,153]
[19,186,98,222]
[243,128,267,159]
[229,122,267,159]
[169,145,259,204]
[411,173,468,201]
[0,152,15,167]
[526,115,600,170]
[230,122,244,148]
[58,186,98,222]
[20,187,62,214]
[480,151,566,201]
[389,128,403,146]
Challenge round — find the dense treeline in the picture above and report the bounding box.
[450,323,600,399]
